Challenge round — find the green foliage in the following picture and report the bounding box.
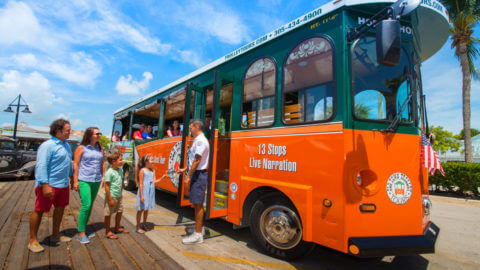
[454,128,480,139]
[354,104,371,119]
[440,0,480,78]
[99,135,111,149]
[430,162,480,196]
[430,126,462,153]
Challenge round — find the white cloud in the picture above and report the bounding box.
[0,1,103,86]
[12,52,102,86]
[55,113,83,127]
[0,1,63,53]
[12,53,38,67]
[115,72,153,95]
[177,49,206,68]
[26,0,172,55]
[174,1,250,45]
[0,70,60,120]
[0,0,203,90]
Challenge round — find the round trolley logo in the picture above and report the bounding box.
[167,141,190,188]
[386,173,412,205]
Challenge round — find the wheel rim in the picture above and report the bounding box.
[259,205,302,250]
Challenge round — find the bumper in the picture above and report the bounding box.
[348,222,440,257]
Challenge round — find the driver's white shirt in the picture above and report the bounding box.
[189,133,209,170]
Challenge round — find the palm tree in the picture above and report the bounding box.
[441,0,480,163]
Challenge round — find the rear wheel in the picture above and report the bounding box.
[122,166,136,191]
[249,194,314,260]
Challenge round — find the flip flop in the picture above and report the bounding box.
[105,232,118,239]
[114,227,129,234]
[136,229,145,234]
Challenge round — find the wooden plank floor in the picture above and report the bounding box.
[0,180,182,270]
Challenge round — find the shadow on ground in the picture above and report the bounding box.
[122,188,432,270]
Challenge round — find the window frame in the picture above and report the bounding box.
[241,56,278,130]
[350,37,415,125]
[281,34,337,126]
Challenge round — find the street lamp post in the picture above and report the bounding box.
[3,94,32,141]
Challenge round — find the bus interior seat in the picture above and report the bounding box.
[284,104,302,124]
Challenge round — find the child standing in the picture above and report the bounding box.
[104,152,128,239]
[136,154,167,234]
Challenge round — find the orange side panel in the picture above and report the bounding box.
[136,137,182,194]
[342,129,423,252]
[227,122,345,250]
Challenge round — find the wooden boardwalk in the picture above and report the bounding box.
[0,180,182,270]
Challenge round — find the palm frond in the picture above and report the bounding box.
[447,8,480,80]
[467,37,480,79]
[441,0,480,18]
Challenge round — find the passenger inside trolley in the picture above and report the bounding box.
[167,120,182,137]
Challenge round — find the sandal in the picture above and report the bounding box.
[114,227,129,234]
[105,232,118,239]
[136,229,145,234]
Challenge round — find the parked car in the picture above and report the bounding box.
[0,136,36,179]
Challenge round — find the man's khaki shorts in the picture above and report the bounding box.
[104,196,124,216]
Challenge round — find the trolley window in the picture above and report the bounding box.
[242,58,276,128]
[352,37,413,123]
[283,37,334,124]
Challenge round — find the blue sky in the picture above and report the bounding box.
[0,0,478,136]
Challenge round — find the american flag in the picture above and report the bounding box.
[421,133,445,176]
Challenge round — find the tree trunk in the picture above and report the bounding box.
[459,42,473,163]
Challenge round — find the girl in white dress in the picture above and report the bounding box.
[136,154,167,233]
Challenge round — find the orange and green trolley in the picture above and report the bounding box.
[111,0,449,260]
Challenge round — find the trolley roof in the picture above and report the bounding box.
[114,0,449,115]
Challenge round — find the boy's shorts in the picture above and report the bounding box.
[34,186,69,212]
[104,197,124,216]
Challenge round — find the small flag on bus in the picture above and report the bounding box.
[421,133,445,177]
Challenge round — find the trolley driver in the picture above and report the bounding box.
[178,120,210,244]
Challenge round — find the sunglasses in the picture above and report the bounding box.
[95,132,102,136]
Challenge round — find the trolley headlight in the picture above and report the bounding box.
[422,195,432,216]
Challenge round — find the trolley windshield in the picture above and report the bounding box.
[352,37,414,124]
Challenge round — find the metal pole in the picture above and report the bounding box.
[157,99,165,139]
[12,94,21,141]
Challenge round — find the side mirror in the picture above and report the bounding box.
[376,19,401,66]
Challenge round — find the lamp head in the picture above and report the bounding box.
[3,106,13,113]
[22,106,32,113]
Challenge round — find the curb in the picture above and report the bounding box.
[430,194,480,207]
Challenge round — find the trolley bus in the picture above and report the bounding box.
[111,0,449,259]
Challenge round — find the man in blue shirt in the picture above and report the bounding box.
[28,119,73,253]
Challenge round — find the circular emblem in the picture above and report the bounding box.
[231,193,236,200]
[386,173,412,205]
[230,182,238,193]
[167,141,190,188]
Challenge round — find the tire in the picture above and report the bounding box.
[122,166,137,191]
[249,193,314,260]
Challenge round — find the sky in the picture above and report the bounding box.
[0,0,478,137]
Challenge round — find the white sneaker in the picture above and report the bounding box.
[182,232,203,244]
[185,226,205,236]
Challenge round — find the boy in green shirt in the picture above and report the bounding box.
[104,152,128,239]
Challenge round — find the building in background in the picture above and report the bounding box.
[439,134,480,163]
[0,122,82,151]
